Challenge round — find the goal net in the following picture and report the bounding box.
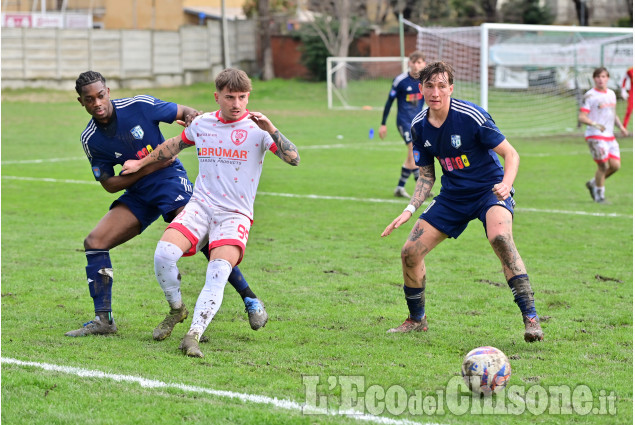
[327,56,408,111]
[327,22,633,137]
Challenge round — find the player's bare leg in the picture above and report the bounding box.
[66,204,141,337]
[388,219,445,333]
[486,206,543,342]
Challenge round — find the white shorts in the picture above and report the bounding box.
[167,198,251,264]
[586,138,620,163]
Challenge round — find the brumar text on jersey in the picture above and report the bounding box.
[81,95,188,189]
[411,98,506,196]
[181,110,278,221]
[381,72,425,128]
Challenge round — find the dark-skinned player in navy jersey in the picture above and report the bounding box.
[66,71,268,338]
[381,61,543,343]
[379,51,427,198]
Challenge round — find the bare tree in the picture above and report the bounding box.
[305,0,368,88]
[258,0,275,80]
[571,0,590,25]
[480,0,498,22]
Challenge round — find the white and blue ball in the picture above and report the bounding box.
[461,346,511,396]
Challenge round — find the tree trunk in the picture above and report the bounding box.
[258,0,274,80]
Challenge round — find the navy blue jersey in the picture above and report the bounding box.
[80,95,185,191]
[411,98,506,197]
[381,72,425,132]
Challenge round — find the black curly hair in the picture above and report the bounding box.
[75,71,106,95]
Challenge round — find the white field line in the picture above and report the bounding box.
[1,156,86,165]
[1,357,437,425]
[2,147,632,163]
[2,175,632,219]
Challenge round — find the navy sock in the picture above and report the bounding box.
[85,250,113,314]
[404,285,425,321]
[398,167,412,187]
[507,274,537,318]
[411,168,420,181]
[229,267,256,300]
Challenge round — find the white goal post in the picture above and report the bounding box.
[328,22,633,136]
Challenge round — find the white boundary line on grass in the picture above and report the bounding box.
[2,147,632,164]
[1,357,438,425]
[2,175,631,219]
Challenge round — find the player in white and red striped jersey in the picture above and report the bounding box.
[578,67,629,204]
[122,68,300,357]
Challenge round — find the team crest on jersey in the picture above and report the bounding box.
[451,134,461,149]
[130,125,144,140]
[231,129,248,146]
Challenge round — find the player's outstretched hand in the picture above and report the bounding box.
[176,110,203,128]
[492,182,511,201]
[249,112,277,134]
[381,211,412,237]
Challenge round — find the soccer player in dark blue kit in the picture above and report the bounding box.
[381,62,543,342]
[66,71,267,338]
[379,51,427,198]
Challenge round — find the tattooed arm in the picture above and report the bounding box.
[121,135,191,175]
[381,164,435,237]
[270,129,300,166]
[249,111,300,166]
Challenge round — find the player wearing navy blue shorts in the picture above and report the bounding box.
[379,51,427,198]
[66,71,268,338]
[381,62,543,343]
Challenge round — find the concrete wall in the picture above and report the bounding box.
[1,19,257,90]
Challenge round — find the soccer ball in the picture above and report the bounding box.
[461,346,511,396]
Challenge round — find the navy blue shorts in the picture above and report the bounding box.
[397,120,414,145]
[111,173,194,233]
[419,188,515,239]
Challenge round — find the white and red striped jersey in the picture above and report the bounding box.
[580,88,618,141]
[181,110,277,221]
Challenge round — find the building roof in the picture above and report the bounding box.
[183,6,246,20]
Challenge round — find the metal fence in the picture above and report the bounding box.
[1,19,257,89]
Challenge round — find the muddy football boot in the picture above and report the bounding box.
[386,316,428,333]
[523,315,544,342]
[244,297,268,330]
[65,314,117,337]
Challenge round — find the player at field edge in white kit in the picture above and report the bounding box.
[122,68,300,357]
[381,61,544,343]
[578,67,629,204]
[379,51,428,198]
[67,71,268,338]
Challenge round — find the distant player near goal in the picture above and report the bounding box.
[578,67,629,204]
[122,68,300,357]
[379,51,427,198]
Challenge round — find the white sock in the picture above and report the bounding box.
[189,259,231,336]
[154,241,184,308]
[595,186,605,199]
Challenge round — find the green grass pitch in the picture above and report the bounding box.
[1,79,632,425]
